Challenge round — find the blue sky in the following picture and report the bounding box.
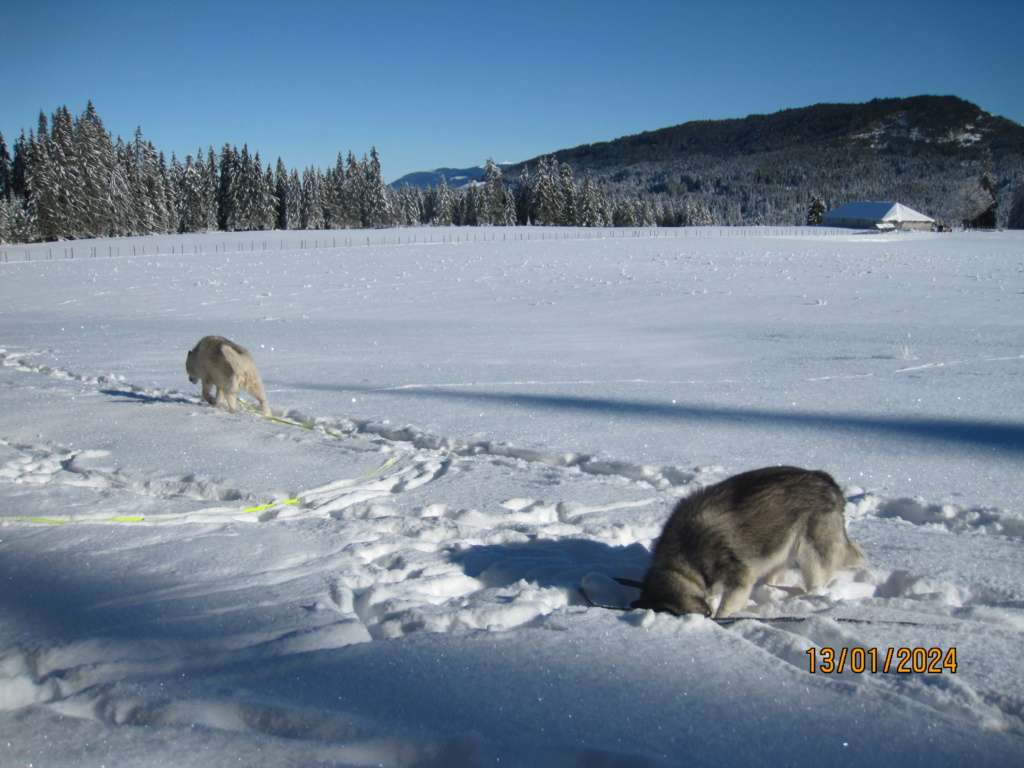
[4,0,1022,183]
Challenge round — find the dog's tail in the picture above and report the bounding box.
[843,538,866,568]
[220,342,245,369]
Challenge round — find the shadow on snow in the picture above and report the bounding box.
[289,382,1024,455]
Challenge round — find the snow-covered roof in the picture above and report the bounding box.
[823,201,934,223]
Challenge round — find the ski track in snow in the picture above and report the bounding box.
[2,347,1023,749]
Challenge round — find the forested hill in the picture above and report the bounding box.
[391,164,514,190]
[505,96,1024,227]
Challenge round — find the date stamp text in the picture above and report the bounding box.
[807,647,957,674]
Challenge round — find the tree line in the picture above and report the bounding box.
[0,103,718,244]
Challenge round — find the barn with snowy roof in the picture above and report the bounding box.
[822,201,935,231]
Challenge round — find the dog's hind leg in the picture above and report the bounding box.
[800,511,860,590]
[222,387,239,413]
[842,538,866,569]
[256,393,270,416]
[761,564,788,587]
[246,377,271,416]
[798,554,829,591]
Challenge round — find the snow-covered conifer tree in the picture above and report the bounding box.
[1008,183,1024,230]
[558,162,578,226]
[323,154,346,228]
[0,131,37,243]
[39,107,85,239]
[459,184,481,226]
[502,185,518,226]
[286,169,301,229]
[512,168,533,225]
[0,133,11,202]
[10,131,30,200]
[482,158,505,225]
[25,119,57,240]
[807,196,826,225]
[396,183,423,226]
[301,167,326,229]
[431,175,455,226]
[579,171,608,227]
[531,156,559,225]
[200,148,218,231]
[0,194,37,243]
[688,199,714,226]
[160,152,178,234]
[73,102,122,237]
[261,160,278,229]
[217,144,238,231]
[274,158,291,230]
[364,147,392,228]
[120,128,171,235]
[176,154,208,233]
[611,195,636,227]
[227,145,253,231]
[340,151,364,228]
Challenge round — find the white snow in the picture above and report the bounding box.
[1,226,1022,767]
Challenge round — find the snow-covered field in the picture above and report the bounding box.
[1,226,1022,767]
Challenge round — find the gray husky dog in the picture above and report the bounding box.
[633,466,864,618]
[186,335,271,416]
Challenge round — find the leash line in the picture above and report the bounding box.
[239,399,344,437]
[580,584,929,626]
[3,394,404,527]
[3,453,403,527]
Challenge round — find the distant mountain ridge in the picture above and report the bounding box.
[531,96,1023,164]
[391,164,514,190]
[396,96,1024,227]
[506,95,1024,227]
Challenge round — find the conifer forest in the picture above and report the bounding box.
[0,104,654,244]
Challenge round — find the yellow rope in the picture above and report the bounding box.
[239,399,343,437]
[3,453,403,526]
[2,396,402,527]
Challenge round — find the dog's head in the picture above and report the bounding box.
[185,347,199,384]
[631,568,712,617]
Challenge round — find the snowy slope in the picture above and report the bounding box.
[1,227,1022,767]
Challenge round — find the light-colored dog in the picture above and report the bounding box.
[632,466,864,618]
[185,336,271,416]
